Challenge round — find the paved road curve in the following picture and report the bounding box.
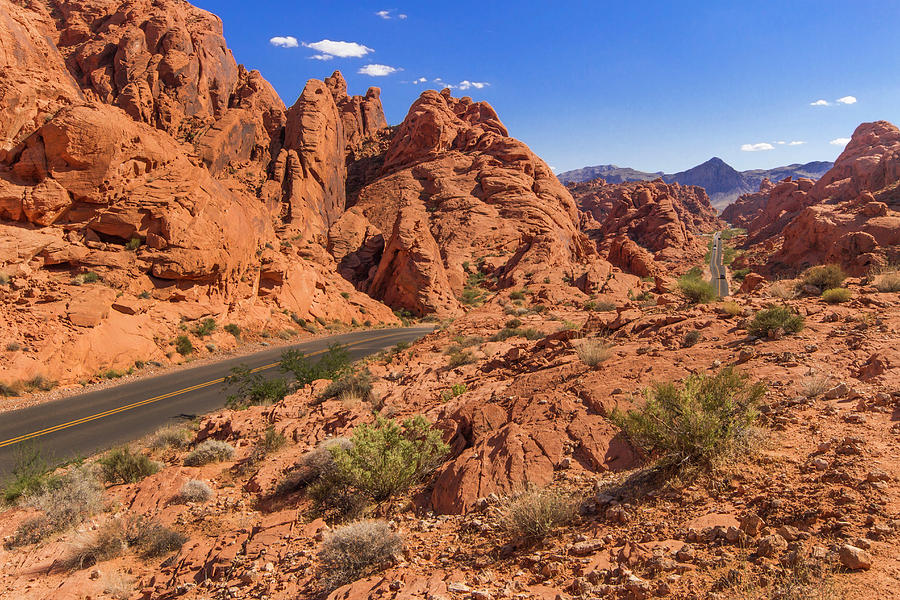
[709,231,729,297]
[0,326,435,477]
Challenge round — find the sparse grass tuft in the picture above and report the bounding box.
[184,440,234,466]
[800,375,831,399]
[447,348,477,367]
[193,318,216,337]
[178,479,213,503]
[612,367,766,472]
[678,275,717,303]
[128,519,188,558]
[769,281,798,299]
[722,301,742,317]
[319,520,403,590]
[576,339,612,367]
[501,487,578,543]
[748,305,804,338]
[224,323,241,338]
[318,369,374,403]
[801,264,846,293]
[149,425,191,451]
[61,519,125,570]
[261,427,286,454]
[874,271,900,292]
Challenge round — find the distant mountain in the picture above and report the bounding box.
[557,158,834,210]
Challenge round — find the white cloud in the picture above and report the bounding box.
[412,77,427,84]
[788,140,806,146]
[810,99,830,106]
[269,36,299,48]
[309,54,334,61]
[302,40,373,59]
[836,95,857,105]
[458,80,489,90]
[358,64,401,76]
[830,137,851,146]
[741,142,775,152]
[775,141,786,145]
[376,9,407,19]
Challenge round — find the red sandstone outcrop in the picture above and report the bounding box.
[570,178,721,275]
[329,89,623,315]
[723,121,900,275]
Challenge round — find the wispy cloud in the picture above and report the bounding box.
[411,77,427,84]
[269,36,299,48]
[741,142,775,152]
[836,95,857,105]
[830,137,851,146]
[302,40,373,59]
[376,9,407,19]
[358,64,401,76]
[811,95,858,107]
[458,80,489,90]
[788,141,806,146]
[309,54,333,61]
[810,99,830,106]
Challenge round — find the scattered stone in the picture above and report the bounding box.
[839,544,872,570]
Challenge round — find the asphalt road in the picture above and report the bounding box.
[0,326,435,478]
[710,231,729,297]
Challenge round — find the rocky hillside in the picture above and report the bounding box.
[569,178,721,277]
[723,121,900,276]
[558,159,834,210]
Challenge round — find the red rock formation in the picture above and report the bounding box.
[723,121,900,275]
[570,178,721,275]
[330,89,617,315]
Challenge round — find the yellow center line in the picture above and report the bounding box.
[0,330,413,449]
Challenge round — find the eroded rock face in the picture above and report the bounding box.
[331,89,613,315]
[724,121,900,275]
[570,178,720,275]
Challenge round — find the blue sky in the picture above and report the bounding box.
[195,0,900,173]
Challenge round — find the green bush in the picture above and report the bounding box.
[127,519,188,558]
[748,305,805,338]
[447,348,477,367]
[22,375,55,392]
[678,276,717,303]
[224,323,241,338]
[328,416,449,504]
[319,520,403,590]
[98,448,159,484]
[318,369,374,403]
[224,366,289,410]
[501,487,578,543]
[261,427,286,454]
[184,440,234,466]
[81,271,100,284]
[821,287,852,304]
[193,318,216,337]
[731,268,750,281]
[875,271,900,292]
[801,264,846,292]
[612,367,766,471]
[509,290,526,301]
[280,343,351,386]
[174,335,193,356]
[3,444,52,504]
[505,318,522,329]
[490,327,543,342]
[682,330,702,348]
[125,238,141,251]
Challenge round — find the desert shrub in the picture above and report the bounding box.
[261,427,286,454]
[594,300,617,312]
[0,381,20,397]
[682,329,702,348]
[184,440,234,466]
[6,341,22,352]
[128,519,188,558]
[874,271,900,292]
[678,275,717,303]
[501,487,578,543]
[0,272,8,285]
[178,479,213,503]
[8,467,104,547]
[769,281,798,299]
[193,318,216,337]
[149,425,191,450]
[319,519,403,590]
[447,348,476,367]
[98,447,159,484]
[329,416,449,504]
[224,366,289,410]
[821,287,852,304]
[22,375,55,392]
[81,271,100,284]
[224,323,241,338]
[125,237,141,251]
[3,444,51,504]
[731,268,750,281]
[576,339,612,367]
[490,327,544,342]
[800,375,830,399]
[612,367,766,471]
[318,369,373,403]
[509,290,526,301]
[722,301,742,317]
[801,264,846,292]
[102,572,134,600]
[278,438,352,497]
[748,305,805,338]
[174,335,193,356]
[505,318,522,329]
[280,344,351,386]
[61,519,125,570]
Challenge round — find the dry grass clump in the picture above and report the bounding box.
[98,447,160,484]
[177,479,213,503]
[800,375,831,399]
[102,572,135,600]
[129,519,188,558]
[184,440,234,466]
[821,287,852,304]
[149,425,191,450]
[276,438,352,495]
[318,519,403,590]
[874,270,900,292]
[500,487,579,543]
[575,338,612,367]
[61,519,126,570]
[722,301,743,317]
[769,281,798,299]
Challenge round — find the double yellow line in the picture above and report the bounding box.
[0,331,408,450]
